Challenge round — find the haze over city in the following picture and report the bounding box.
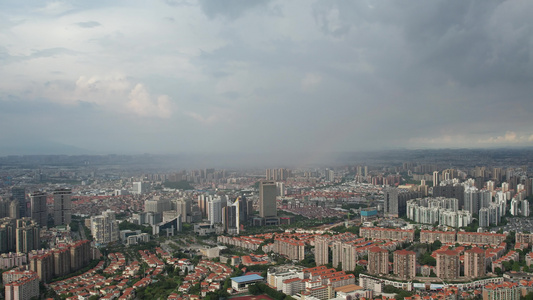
[1,0,533,156]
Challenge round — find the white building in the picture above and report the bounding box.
[132,182,150,195]
[144,197,171,214]
[91,210,120,245]
[510,198,520,216]
[208,197,222,225]
[479,208,489,228]
[406,197,471,227]
[522,200,530,217]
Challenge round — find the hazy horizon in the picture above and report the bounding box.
[1,0,532,155]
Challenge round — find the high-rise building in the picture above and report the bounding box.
[501,182,509,193]
[198,194,208,218]
[368,247,388,275]
[464,187,477,214]
[436,250,460,280]
[11,187,26,218]
[9,201,18,220]
[486,180,495,192]
[90,210,119,245]
[208,197,222,225]
[492,168,502,182]
[522,200,530,217]
[29,192,48,227]
[259,180,277,218]
[175,199,192,222]
[0,218,16,253]
[276,182,285,196]
[266,168,290,181]
[325,169,335,182]
[479,207,490,227]
[144,197,171,214]
[28,239,91,283]
[28,252,53,282]
[464,247,485,278]
[433,184,465,209]
[383,188,419,217]
[237,196,249,223]
[314,235,329,267]
[393,250,416,280]
[15,218,40,253]
[52,248,71,277]
[337,242,358,272]
[53,189,71,226]
[510,198,520,216]
[0,199,18,219]
[69,240,91,272]
[433,171,439,187]
[3,269,39,300]
[223,199,239,235]
[132,182,150,195]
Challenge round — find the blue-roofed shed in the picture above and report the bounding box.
[231,274,264,291]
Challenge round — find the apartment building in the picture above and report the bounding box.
[393,249,416,280]
[359,227,415,242]
[436,250,460,280]
[464,247,486,278]
[368,247,389,275]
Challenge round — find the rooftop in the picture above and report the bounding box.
[231,274,264,283]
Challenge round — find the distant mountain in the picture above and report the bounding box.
[0,137,92,156]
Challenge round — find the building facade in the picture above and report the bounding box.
[368,247,388,275]
[393,250,416,279]
[436,250,460,280]
[53,189,71,226]
[90,210,119,245]
[464,247,486,278]
[29,192,47,227]
[259,180,277,218]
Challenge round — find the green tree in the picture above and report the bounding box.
[420,252,436,266]
[512,261,521,272]
[248,283,261,295]
[430,240,442,251]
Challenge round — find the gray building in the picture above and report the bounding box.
[259,180,277,218]
[433,184,464,209]
[53,189,72,226]
[383,188,419,217]
[11,187,26,218]
[29,192,48,227]
[144,197,171,214]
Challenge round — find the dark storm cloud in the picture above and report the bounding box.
[398,0,533,86]
[1,0,533,155]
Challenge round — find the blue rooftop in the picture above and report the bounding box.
[231,274,264,283]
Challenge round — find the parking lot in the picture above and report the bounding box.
[495,217,533,233]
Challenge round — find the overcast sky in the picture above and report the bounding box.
[1,0,532,155]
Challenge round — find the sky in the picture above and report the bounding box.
[1,0,533,155]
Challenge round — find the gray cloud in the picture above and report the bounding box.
[0,47,77,65]
[0,0,532,155]
[198,0,272,19]
[75,21,101,28]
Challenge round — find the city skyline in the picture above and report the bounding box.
[1,0,533,156]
